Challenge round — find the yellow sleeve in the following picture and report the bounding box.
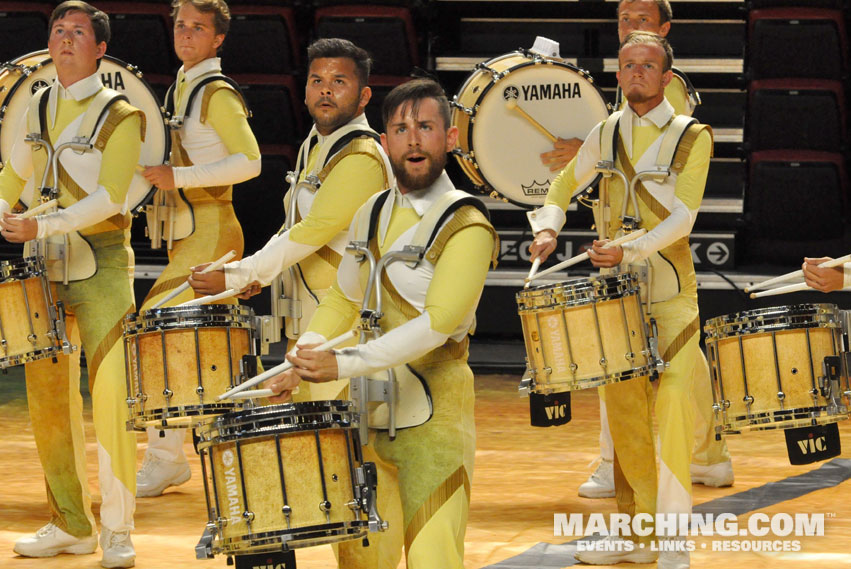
[425,224,495,335]
[543,157,580,211]
[289,153,386,246]
[674,129,712,210]
[664,78,690,117]
[205,88,261,161]
[306,282,361,340]
[0,161,28,206]
[98,113,142,204]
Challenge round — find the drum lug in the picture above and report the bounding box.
[743,395,754,405]
[195,522,217,560]
[196,385,205,395]
[242,510,255,524]
[647,318,666,378]
[449,99,473,116]
[162,388,173,399]
[776,391,786,401]
[474,62,502,81]
[518,369,535,396]
[450,147,472,162]
[282,504,292,526]
[356,462,389,533]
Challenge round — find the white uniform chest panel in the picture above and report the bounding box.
[56,113,103,194]
[383,223,433,314]
[621,131,678,211]
[177,98,229,165]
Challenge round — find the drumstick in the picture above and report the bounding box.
[229,388,275,399]
[176,288,240,307]
[217,329,358,401]
[18,199,58,219]
[744,254,851,293]
[524,258,542,289]
[749,282,810,299]
[526,229,647,283]
[505,99,557,143]
[150,250,237,309]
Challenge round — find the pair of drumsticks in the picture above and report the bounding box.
[745,254,851,298]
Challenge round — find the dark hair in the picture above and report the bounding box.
[307,38,371,88]
[49,1,110,45]
[171,0,231,37]
[381,78,451,131]
[618,0,673,26]
[620,31,674,72]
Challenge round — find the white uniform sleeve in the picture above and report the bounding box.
[223,229,319,290]
[843,264,851,289]
[0,199,11,217]
[334,313,449,378]
[34,187,122,239]
[172,153,261,189]
[620,195,695,265]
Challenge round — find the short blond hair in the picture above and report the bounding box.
[171,0,230,36]
[620,31,673,72]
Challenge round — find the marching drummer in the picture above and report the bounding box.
[529,32,712,568]
[0,2,141,566]
[135,0,261,500]
[264,77,498,569]
[188,38,392,402]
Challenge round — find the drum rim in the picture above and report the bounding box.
[719,407,849,433]
[704,303,841,338]
[213,521,369,554]
[123,304,256,334]
[0,255,46,283]
[529,364,657,393]
[0,50,170,209]
[517,272,641,310]
[452,50,612,208]
[129,402,243,430]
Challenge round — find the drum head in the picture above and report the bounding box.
[0,51,168,210]
[452,53,611,207]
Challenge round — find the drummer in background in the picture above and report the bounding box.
[135,0,260,500]
[541,0,733,501]
[188,38,391,403]
[264,78,498,569]
[802,258,848,292]
[0,2,141,566]
[529,33,712,568]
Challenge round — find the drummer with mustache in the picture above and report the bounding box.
[135,0,261,500]
[529,33,712,568]
[0,2,141,566]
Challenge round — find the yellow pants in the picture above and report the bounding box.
[25,230,137,537]
[143,198,243,461]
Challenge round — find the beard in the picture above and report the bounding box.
[310,96,360,133]
[391,150,446,192]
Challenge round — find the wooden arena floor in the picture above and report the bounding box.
[1,371,850,568]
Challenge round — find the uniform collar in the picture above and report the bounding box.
[47,71,103,128]
[178,57,222,84]
[620,97,675,158]
[379,170,453,242]
[313,112,370,147]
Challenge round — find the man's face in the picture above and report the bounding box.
[305,57,370,135]
[173,3,224,70]
[47,10,105,83]
[617,0,670,42]
[380,97,458,193]
[616,43,671,106]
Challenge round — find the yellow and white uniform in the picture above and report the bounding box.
[142,57,260,462]
[531,98,713,531]
[0,72,143,538]
[296,171,497,568]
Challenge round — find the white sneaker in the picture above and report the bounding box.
[136,453,191,497]
[657,539,690,569]
[13,523,97,557]
[578,458,615,498]
[100,528,135,568]
[574,535,658,565]
[690,460,734,487]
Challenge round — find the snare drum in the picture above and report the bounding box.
[197,401,371,555]
[517,273,659,393]
[0,256,72,367]
[0,50,168,210]
[705,304,850,433]
[451,51,611,206]
[123,305,256,430]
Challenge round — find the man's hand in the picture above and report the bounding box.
[802,257,844,293]
[264,368,301,404]
[237,283,262,300]
[588,239,623,268]
[529,229,558,264]
[188,263,227,295]
[142,165,176,190]
[286,343,340,383]
[540,137,582,173]
[0,213,38,242]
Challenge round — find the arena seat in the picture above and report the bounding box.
[222,5,298,75]
[0,3,51,64]
[231,74,303,147]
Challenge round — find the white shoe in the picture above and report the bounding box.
[574,535,658,565]
[657,539,690,569]
[136,453,191,497]
[13,523,97,557]
[578,458,615,498]
[100,528,135,568]
[690,460,734,487]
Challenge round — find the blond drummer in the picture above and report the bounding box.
[135,0,261,500]
[0,2,142,566]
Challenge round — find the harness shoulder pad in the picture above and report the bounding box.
[78,88,127,143]
[671,67,701,111]
[27,86,52,137]
[599,110,624,164]
[656,115,697,171]
[410,190,490,256]
[354,188,391,244]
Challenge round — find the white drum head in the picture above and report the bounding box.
[457,56,611,207]
[0,51,168,210]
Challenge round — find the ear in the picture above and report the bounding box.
[616,69,621,84]
[95,41,107,59]
[658,21,671,37]
[661,69,673,89]
[380,132,389,155]
[445,125,459,152]
[213,34,225,50]
[358,85,372,111]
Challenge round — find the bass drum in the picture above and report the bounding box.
[451,51,611,207]
[0,50,169,210]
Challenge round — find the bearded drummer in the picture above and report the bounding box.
[529,33,712,568]
[0,2,142,566]
[188,38,392,397]
[135,0,261,500]
[264,78,498,569]
[542,0,733,503]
